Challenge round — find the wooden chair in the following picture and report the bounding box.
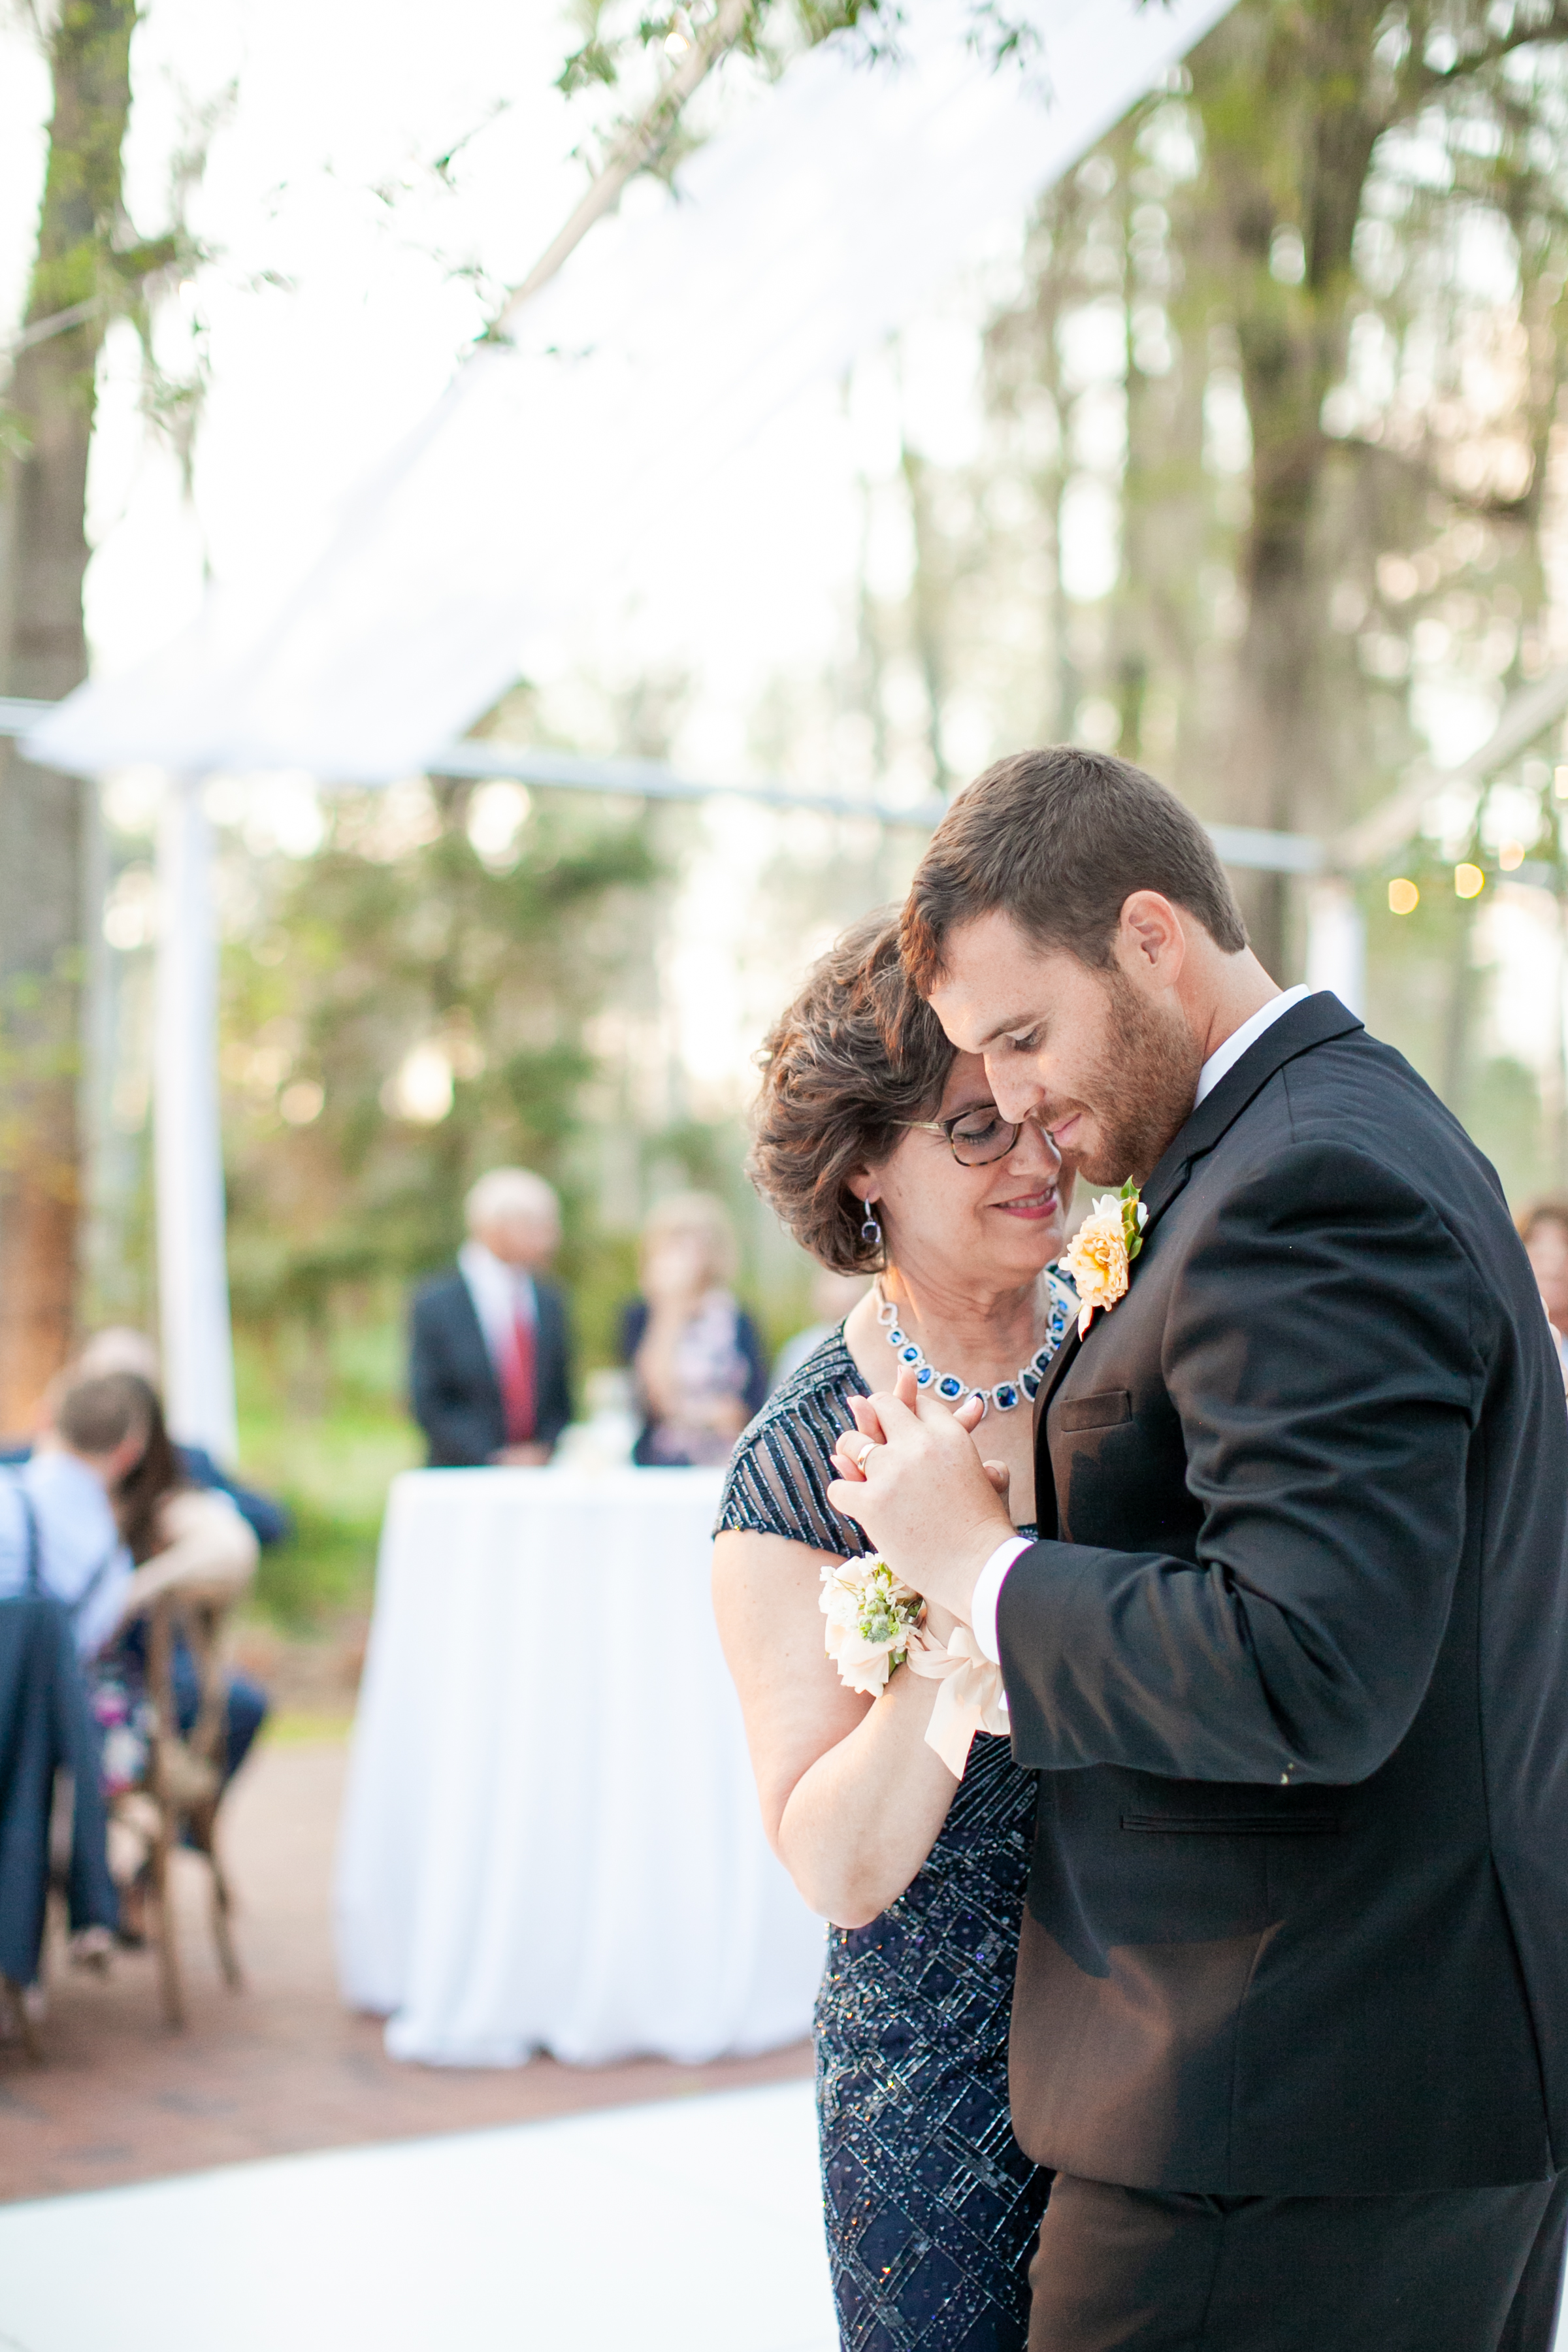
[0,1974,41,2061]
[122,1592,244,2028]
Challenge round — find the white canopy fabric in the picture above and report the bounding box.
[26,0,1239,1464]
[29,0,1236,783]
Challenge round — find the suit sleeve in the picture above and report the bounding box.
[998,1142,1486,1786]
[535,1285,574,1446]
[408,1290,491,1467]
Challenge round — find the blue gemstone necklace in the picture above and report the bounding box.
[872,1276,1073,1416]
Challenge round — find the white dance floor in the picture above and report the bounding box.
[0,2082,836,2352]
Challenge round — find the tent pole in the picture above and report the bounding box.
[154,773,238,1465]
[1305,877,1366,1016]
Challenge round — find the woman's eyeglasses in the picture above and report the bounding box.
[898,1106,1058,1169]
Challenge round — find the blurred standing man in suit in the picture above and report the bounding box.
[410,1169,573,1467]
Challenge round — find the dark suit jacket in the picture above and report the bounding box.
[408,1270,572,1467]
[0,1597,118,1982]
[999,992,1568,2197]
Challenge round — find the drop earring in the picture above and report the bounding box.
[860,1207,883,1251]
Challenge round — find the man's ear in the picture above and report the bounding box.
[1117,890,1187,988]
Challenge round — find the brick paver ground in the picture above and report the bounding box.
[0,1737,813,2204]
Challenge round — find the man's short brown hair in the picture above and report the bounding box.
[749,910,955,1274]
[902,745,1247,991]
[54,1370,151,1459]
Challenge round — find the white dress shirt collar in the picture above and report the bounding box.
[459,1240,537,1364]
[970,986,1315,1663]
[1193,985,1311,1108]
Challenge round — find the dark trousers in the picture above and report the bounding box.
[1027,2168,1568,2352]
[169,1644,269,1784]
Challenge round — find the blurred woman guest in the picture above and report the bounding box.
[712,912,1079,2352]
[1520,1198,1568,1375]
[91,1377,264,1799]
[621,1193,767,1465]
[73,1329,292,1546]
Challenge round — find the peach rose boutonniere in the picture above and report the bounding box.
[1061,1177,1148,1338]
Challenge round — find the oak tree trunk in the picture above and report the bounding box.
[1192,0,1385,978]
[0,0,135,1431]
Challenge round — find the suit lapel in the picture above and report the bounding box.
[1140,990,1362,1229]
[1031,992,1363,1535]
[1034,1319,1082,1423]
[453,1276,503,1407]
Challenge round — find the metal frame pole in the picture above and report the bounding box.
[154,774,237,1465]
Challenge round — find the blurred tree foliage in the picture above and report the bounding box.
[813,0,1568,1191]
[985,2,1568,898]
[218,776,661,1380]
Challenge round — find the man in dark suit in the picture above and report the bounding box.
[410,1168,573,1467]
[828,747,1568,2349]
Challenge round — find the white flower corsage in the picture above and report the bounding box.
[1060,1176,1147,1337]
[820,1554,1009,1776]
[820,1554,923,1697]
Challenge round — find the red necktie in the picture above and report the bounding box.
[498,1302,537,1445]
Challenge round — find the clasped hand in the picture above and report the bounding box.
[826,1367,1018,1625]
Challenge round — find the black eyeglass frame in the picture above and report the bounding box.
[894,1106,1060,1170]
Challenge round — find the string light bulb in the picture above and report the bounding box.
[1454,862,1485,900]
[1388,877,1419,915]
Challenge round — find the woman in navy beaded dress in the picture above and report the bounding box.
[714,913,1079,2352]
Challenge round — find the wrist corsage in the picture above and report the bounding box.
[820,1554,923,1696]
[819,1553,1008,1776]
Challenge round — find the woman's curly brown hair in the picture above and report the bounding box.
[748,909,955,1275]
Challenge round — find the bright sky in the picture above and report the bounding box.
[0,0,1011,1105]
[0,0,974,729]
[3,1,1558,1109]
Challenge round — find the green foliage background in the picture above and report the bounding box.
[82,0,1568,1634]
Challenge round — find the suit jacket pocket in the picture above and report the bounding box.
[1059,1390,1132,1433]
[1120,1812,1341,1836]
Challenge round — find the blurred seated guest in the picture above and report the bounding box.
[0,1327,293,1551]
[0,1374,135,1981]
[1520,1199,1568,1368]
[91,1374,264,1800]
[0,1374,144,1654]
[621,1193,767,1466]
[84,1374,263,1942]
[410,1168,574,1467]
[770,1267,869,1393]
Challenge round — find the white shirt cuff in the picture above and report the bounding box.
[970,1535,1032,1664]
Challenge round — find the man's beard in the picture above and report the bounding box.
[1072,968,1203,1187]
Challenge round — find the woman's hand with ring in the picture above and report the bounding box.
[830,1433,879,1482]
[830,1396,888,1483]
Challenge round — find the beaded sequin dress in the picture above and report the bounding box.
[716,1288,1073,2352]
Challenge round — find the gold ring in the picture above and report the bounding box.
[851,1436,877,1471]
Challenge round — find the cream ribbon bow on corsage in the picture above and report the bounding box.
[1060,1176,1147,1338]
[904,1620,1009,1778]
[819,1554,1007,1778]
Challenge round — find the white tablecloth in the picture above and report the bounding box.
[335,1466,826,2067]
